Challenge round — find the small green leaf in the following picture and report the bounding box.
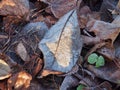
[88,53,98,64]
[95,56,105,67]
[77,84,86,90]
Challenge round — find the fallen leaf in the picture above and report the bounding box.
[60,75,79,90]
[87,20,120,44]
[8,71,32,90]
[0,79,7,90]
[22,22,48,51]
[38,69,63,78]
[0,59,11,80]
[41,0,78,18]
[87,61,120,84]
[0,0,30,17]
[97,46,115,61]
[30,57,43,77]
[29,80,47,90]
[39,10,83,73]
[115,47,120,59]
[100,0,114,22]
[16,42,30,61]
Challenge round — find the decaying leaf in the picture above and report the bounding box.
[22,22,48,52]
[87,20,120,44]
[115,47,120,59]
[60,75,79,90]
[0,80,7,90]
[41,0,78,18]
[39,9,83,73]
[38,69,63,78]
[29,80,46,90]
[88,61,120,84]
[0,0,30,17]
[97,46,115,61]
[8,71,32,90]
[0,59,11,80]
[16,42,30,61]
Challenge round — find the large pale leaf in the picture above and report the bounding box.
[39,10,83,73]
[0,59,11,80]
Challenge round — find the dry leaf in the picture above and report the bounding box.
[39,10,83,73]
[8,71,32,90]
[87,20,120,44]
[0,80,7,90]
[41,0,78,18]
[0,59,11,80]
[60,75,79,90]
[97,46,115,61]
[38,69,63,78]
[16,42,30,61]
[0,0,30,17]
[88,61,120,84]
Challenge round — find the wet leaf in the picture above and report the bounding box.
[0,59,11,80]
[88,53,98,64]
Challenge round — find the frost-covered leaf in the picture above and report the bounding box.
[0,59,11,80]
[39,10,83,73]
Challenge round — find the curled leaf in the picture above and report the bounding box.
[0,59,11,80]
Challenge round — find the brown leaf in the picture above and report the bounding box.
[0,0,30,17]
[87,20,120,44]
[82,35,100,45]
[29,80,45,90]
[41,0,78,18]
[78,6,100,28]
[38,69,63,78]
[97,46,115,61]
[0,59,11,80]
[31,57,43,77]
[8,71,32,90]
[0,80,7,90]
[60,75,79,90]
[87,61,120,84]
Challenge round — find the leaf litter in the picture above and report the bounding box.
[0,0,120,90]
